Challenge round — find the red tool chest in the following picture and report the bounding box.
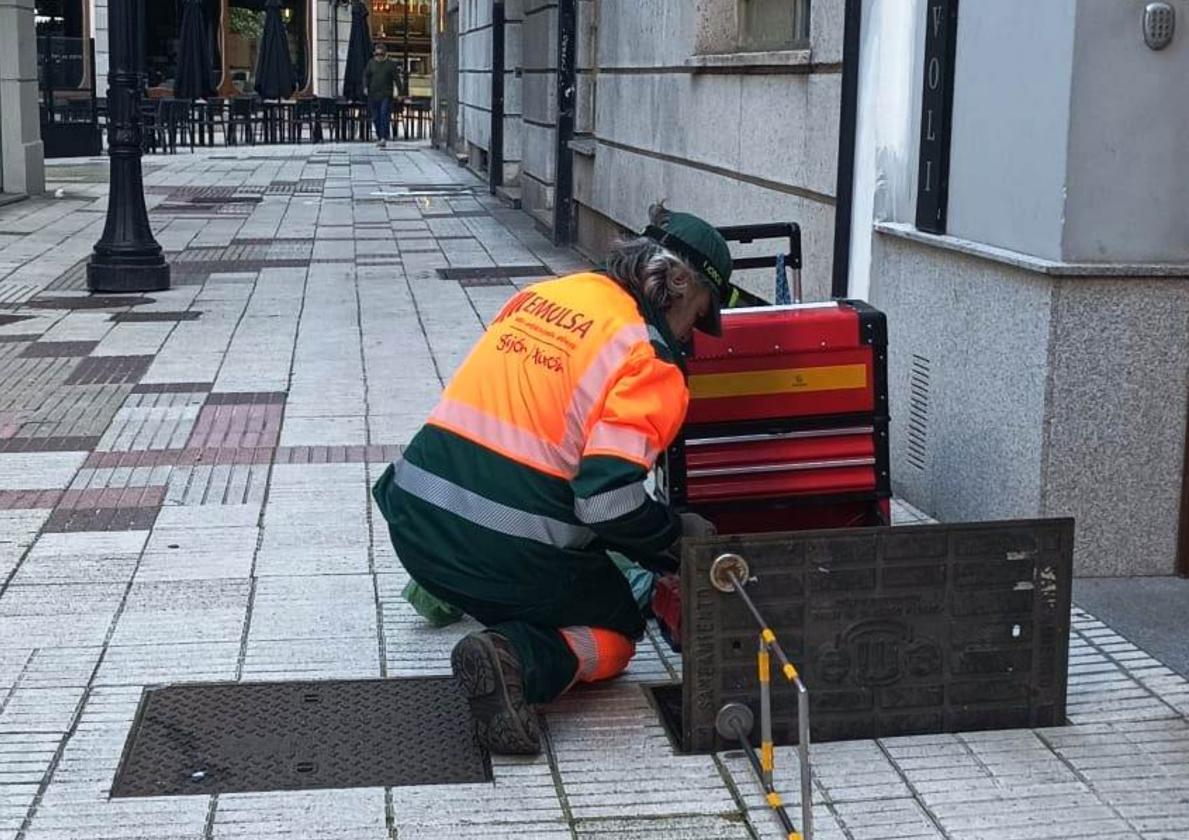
[651,224,891,651]
[655,227,890,535]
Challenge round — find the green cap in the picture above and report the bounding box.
[642,211,736,336]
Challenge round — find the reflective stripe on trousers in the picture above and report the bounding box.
[393,459,595,549]
[559,626,636,684]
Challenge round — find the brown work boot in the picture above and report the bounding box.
[451,631,541,756]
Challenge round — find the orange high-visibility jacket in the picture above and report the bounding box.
[373,272,688,577]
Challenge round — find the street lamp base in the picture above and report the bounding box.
[86,259,171,293]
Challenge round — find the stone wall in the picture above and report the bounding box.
[871,226,1189,576]
[568,0,844,299]
[0,0,44,195]
[458,0,522,184]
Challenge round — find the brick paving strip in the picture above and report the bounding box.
[0,145,1183,839]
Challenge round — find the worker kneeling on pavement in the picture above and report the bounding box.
[372,205,737,755]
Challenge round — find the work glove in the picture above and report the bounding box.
[679,511,718,539]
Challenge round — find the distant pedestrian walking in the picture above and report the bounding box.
[364,44,402,148]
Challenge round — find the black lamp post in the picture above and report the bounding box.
[87,0,170,293]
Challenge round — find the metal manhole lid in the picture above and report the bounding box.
[111,676,491,797]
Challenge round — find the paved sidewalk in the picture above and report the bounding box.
[0,143,1186,840]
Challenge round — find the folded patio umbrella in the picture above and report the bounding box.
[174,0,213,100]
[254,0,296,100]
[342,0,372,102]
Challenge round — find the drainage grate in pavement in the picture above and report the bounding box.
[679,519,1075,752]
[110,311,201,323]
[19,341,99,358]
[131,381,213,394]
[111,677,491,797]
[436,265,550,281]
[64,355,153,386]
[205,391,288,405]
[25,295,154,310]
[0,435,101,453]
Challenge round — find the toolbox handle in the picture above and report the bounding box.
[687,457,875,478]
[686,427,874,447]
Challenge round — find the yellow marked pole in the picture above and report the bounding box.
[758,636,773,787]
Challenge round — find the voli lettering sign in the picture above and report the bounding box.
[915,0,959,234]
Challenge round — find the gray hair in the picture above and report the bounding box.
[603,236,700,312]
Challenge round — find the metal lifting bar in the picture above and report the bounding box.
[710,553,813,840]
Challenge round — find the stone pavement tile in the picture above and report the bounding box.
[91,323,175,358]
[255,542,370,575]
[0,731,59,786]
[278,415,367,447]
[0,584,126,650]
[391,756,569,840]
[9,533,142,586]
[213,788,387,839]
[165,463,271,508]
[25,784,210,840]
[799,739,912,803]
[154,504,261,530]
[38,312,115,343]
[143,522,258,557]
[0,686,87,735]
[0,452,87,490]
[547,683,739,821]
[375,575,478,676]
[573,815,753,839]
[367,412,436,444]
[831,798,947,840]
[108,580,250,646]
[1,783,39,840]
[0,509,50,582]
[247,575,377,641]
[96,403,202,452]
[240,637,380,680]
[94,642,241,687]
[136,546,254,584]
[465,284,518,325]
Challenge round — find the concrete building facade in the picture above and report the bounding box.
[1,0,45,196]
[440,0,1189,577]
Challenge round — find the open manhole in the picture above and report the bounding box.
[111,677,491,797]
[655,520,1074,753]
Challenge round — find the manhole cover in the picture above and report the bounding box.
[679,519,1075,752]
[111,677,491,797]
[437,265,550,281]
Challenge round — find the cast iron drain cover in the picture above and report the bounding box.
[680,519,1075,752]
[436,265,550,281]
[111,677,491,797]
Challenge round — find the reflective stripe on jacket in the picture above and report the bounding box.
[373,272,687,573]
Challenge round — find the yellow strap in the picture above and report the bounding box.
[783,662,799,681]
[766,791,783,808]
[761,742,774,773]
[689,364,868,400]
[789,833,803,840]
[758,650,770,682]
[761,628,776,645]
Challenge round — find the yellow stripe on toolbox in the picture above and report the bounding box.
[689,364,868,399]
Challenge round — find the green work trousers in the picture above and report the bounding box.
[387,525,645,703]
